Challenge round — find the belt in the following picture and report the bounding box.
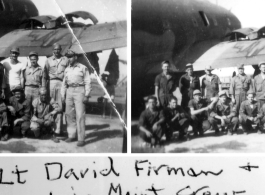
[68,83,85,88]
[50,78,63,81]
[25,85,39,88]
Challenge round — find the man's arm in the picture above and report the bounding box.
[84,66,91,97]
[61,70,68,100]
[229,78,235,103]
[217,76,222,91]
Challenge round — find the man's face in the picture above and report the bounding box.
[14,91,22,101]
[260,64,265,73]
[169,99,177,109]
[247,94,254,103]
[205,69,212,75]
[68,55,76,65]
[194,94,202,101]
[187,68,193,75]
[40,92,46,102]
[238,68,244,75]
[162,63,169,73]
[10,51,19,61]
[219,95,227,103]
[29,55,38,67]
[53,45,61,56]
[148,99,156,109]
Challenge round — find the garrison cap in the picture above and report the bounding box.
[29,51,38,57]
[247,89,255,95]
[10,47,19,53]
[186,63,193,70]
[65,49,76,58]
[205,65,214,71]
[11,85,23,93]
[258,61,265,67]
[237,64,244,69]
[101,71,110,76]
[218,90,227,97]
[193,89,201,96]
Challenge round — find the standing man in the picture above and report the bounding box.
[2,47,25,101]
[61,50,91,147]
[24,51,46,104]
[138,96,165,147]
[179,63,200,109]
[164,96,190,141]
[44,43,68,136]
[201,65,222,101]
[253,61,265,109]
[229,64,253,113]
[154,60,177,108]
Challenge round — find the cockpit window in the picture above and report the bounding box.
[199,11,210,26]
[0,0,5,11]
[227,18,231,26]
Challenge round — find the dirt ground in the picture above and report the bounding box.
[0,114,124,153]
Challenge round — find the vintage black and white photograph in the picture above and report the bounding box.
[0,0,127,153]
[131,0,265,153]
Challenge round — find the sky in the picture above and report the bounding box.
[208,0,265,28]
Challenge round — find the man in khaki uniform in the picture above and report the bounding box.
[253,61,265,109]
[61,50,91,147]
[201,65,222,102]
[44,43,68,137]
[229,64,253,113]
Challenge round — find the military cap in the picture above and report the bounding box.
[205,65,214,71]
[193,89,201,96]
[101,71,110,76]
[258,61,265,67]
[237,64,244,69]
[161,60,170,66]
[247,89,255,95]
[186,63,193,70]
[10,47,19,53]
[65,49,76,58]
[218,90,227,97]
[11,85,24,93]
[29,51,38,57]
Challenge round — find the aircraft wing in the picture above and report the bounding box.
[0,20,127,57]
[193,38,265,71]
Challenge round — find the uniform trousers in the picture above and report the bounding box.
[65,86,86,141]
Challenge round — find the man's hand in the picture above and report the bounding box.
[14,118,23,126]
[232,97,236,104]
[152,123,158,131]
[222,115,227,120]
[221,118,225,126]
[7,106,16,116]
[1,89,5,99]
[248,117,254,122]
[145,130,152,138]
[156,99,160,107]
[50,110,57,116]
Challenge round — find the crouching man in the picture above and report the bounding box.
[188,89,219,136]
[138,96,165,147]
[164,96,190,141]
[30,87,62,142]
[0,90,9,141]
[210,91,238,135]
[239,91,263,134]
[8,86,31,138]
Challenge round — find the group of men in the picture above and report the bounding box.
[138,60,265,147]
[0,44,91,147]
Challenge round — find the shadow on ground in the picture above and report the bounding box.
[85,124,110,131]
[85,129,122,145]
[0,141,36,153]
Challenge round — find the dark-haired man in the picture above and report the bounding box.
[253,61,265,109]
[138,96,165,146]
[155,60,177,108]
[164,96,189,141]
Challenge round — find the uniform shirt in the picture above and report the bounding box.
[239,100,258,118]
[0,63,4,88]
[210,99,236,118]
[139,108,165,130]
[61,62,91,97]
[24,65,46,87]
[201,74,221,91]
[154,72,176,96]
[32,97,62,120]
[229,74,252,95]
[188,98,209,118]
[179,73,200,95]
[164,106,188,123]
[2,58,25,87]
[253,73,265,99]
[9,96,31,121]
[44,55,68,81]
